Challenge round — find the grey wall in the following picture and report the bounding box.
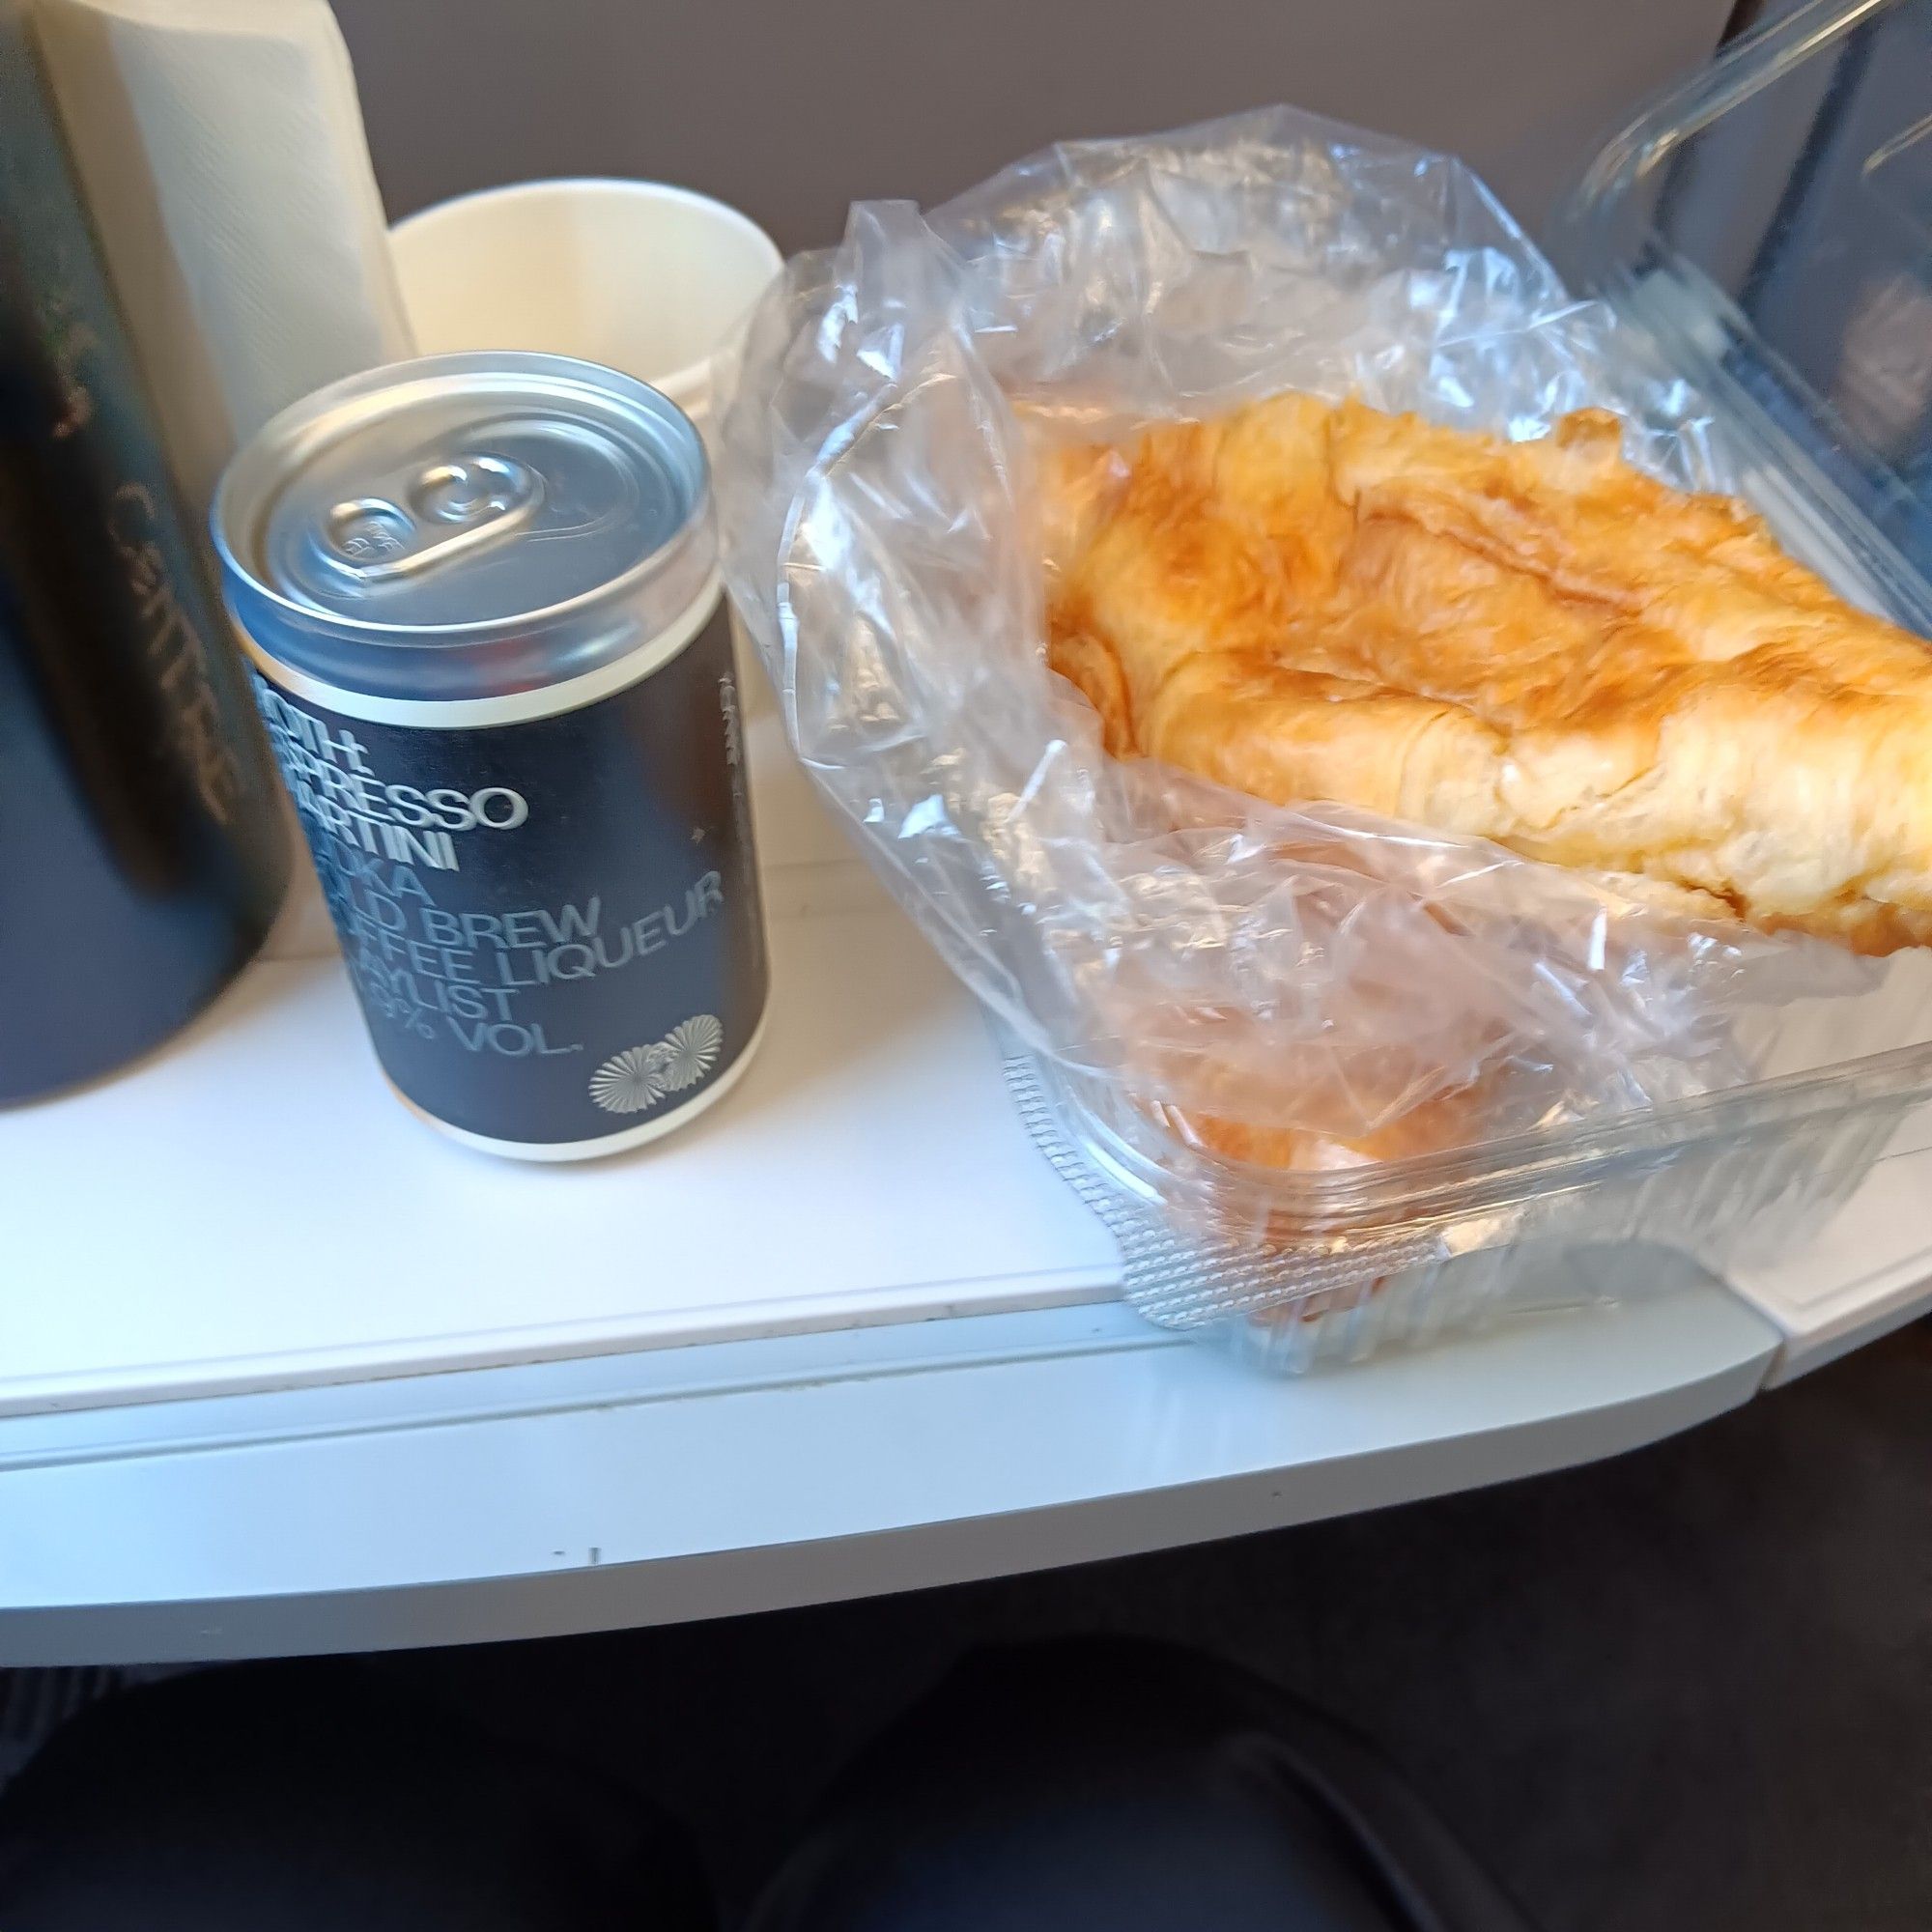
[330,0,1733,249]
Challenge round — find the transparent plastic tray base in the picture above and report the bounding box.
[1003,1042,1912,1375]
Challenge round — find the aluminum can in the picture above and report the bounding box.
[214,353,768,1158]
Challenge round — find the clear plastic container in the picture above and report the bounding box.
[719,0,1932,1370]
[1031,0,1932,1365]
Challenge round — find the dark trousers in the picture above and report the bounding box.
[0,1638,1533,1930]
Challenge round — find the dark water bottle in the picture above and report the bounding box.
[0,4,290,1103]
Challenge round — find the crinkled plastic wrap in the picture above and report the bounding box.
[716,109,1873,1333]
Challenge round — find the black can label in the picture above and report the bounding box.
[251,597,768,1150]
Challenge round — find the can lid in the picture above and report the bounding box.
[213,353,716,702]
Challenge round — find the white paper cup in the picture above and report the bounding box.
[388,178,782,433]
[389,178,783,711]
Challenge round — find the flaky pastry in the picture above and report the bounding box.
[1045,394,1932,955]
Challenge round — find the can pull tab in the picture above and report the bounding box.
[319,453,543,584]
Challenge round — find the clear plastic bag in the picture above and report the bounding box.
[715,107,1870,1281]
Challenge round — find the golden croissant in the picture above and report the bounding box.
[1044,393,1932,955]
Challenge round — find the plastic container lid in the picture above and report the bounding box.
[1557,0,1932,634]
